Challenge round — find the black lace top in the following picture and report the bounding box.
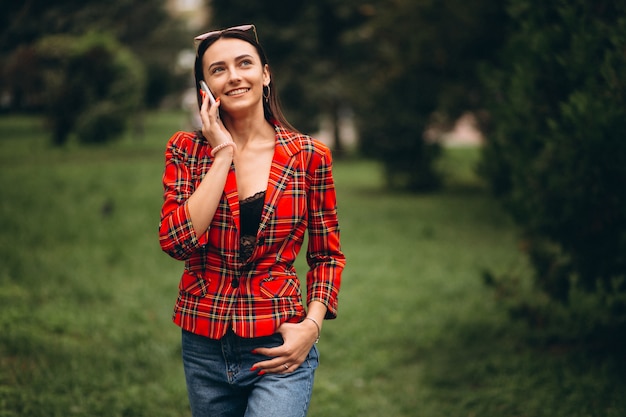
[240,191,265,261]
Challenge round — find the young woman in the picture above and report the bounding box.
[159,24,345,416]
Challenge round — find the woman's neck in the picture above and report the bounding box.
[222,108,274,150]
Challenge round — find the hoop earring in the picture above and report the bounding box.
[263,85,271,101]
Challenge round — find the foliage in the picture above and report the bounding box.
[1,113,625,416]
[0,0,189,110]
[479,0,626,335]
[353,0,507,191]
[36,32,145,145]
[209,0,506,188]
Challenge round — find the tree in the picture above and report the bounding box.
[201,0,506,185]
[354,0,507,190]
[0,0,189,111]
[479,0,626,336]
[37,32,145,145]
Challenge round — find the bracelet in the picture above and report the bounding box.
[210,142,235,157]
[305,317,321,344]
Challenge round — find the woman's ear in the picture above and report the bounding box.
[263,64,271,86]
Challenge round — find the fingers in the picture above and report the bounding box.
[199,91,209,134]
[251,359,297,375]
[200,92,220,122]
[210,97,220,120]
[251,345,303,375]
[253,362,294,375]
[251,323,315,375]
[200,94,229,147]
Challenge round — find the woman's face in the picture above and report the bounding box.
[202,38,270,116]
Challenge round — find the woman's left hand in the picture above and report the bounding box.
[251,320,319,374]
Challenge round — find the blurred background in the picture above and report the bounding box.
[1,1,626,416]
[1,0,498,151]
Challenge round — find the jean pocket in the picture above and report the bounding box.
[303,344,319,369]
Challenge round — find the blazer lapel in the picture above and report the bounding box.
[260,129,302,233]
[220,126,302,245]
[223,164,240,232]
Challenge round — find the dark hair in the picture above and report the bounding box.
[194,28,298,132]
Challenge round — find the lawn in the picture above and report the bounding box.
[1,112,624,417]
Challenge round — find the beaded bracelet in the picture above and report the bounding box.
[305,317,321,344]
[210,141,236,157]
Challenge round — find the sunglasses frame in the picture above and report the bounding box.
[194,24,258,44]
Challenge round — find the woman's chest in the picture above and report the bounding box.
[234,150,273,200]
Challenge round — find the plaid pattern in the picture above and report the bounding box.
[159,124,345,339]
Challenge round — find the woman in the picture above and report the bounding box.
[159,24,345,417]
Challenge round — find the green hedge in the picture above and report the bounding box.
[479,0,626,336]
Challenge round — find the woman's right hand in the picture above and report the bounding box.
[199,90,233,150]
[185,90,236,236]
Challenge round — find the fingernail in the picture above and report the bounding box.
[251,349,258,354]
[216,97,220,102]
[250,366,257,371]
[258,371,265,376]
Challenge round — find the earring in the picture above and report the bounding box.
[263,85,271,101]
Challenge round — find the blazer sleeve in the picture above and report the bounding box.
[159,132,208,260]
[305,142,346,319]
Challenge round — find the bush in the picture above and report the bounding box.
[36,32,145,145]
[479,0,626,336]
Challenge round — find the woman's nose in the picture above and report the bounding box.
[228,67,241,83]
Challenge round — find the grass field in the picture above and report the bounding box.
[1,112,625,416]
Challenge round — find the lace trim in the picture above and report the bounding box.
[240,235,257,261]
[240,190,265,261]
[240,190,266,204]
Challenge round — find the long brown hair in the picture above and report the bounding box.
[194,27,298,133]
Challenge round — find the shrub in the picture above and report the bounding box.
[36,32,145,145]
[479,0,626,337]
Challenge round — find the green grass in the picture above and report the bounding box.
[1,113,625,417]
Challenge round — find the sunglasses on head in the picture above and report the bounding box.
[194,24,258,44]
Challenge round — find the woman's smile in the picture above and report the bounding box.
[226,88,250,97]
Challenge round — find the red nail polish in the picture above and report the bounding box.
[258,371,265,376]
[251,349,258,354]
[250,366,257,371]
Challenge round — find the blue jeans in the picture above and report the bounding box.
[181,329,319,417]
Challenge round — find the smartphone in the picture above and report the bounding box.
[199,80,216,106]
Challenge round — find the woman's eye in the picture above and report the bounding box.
[241,60,253,66]
[210,67,224,74]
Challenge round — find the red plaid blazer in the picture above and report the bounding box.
[159,123,345,339]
